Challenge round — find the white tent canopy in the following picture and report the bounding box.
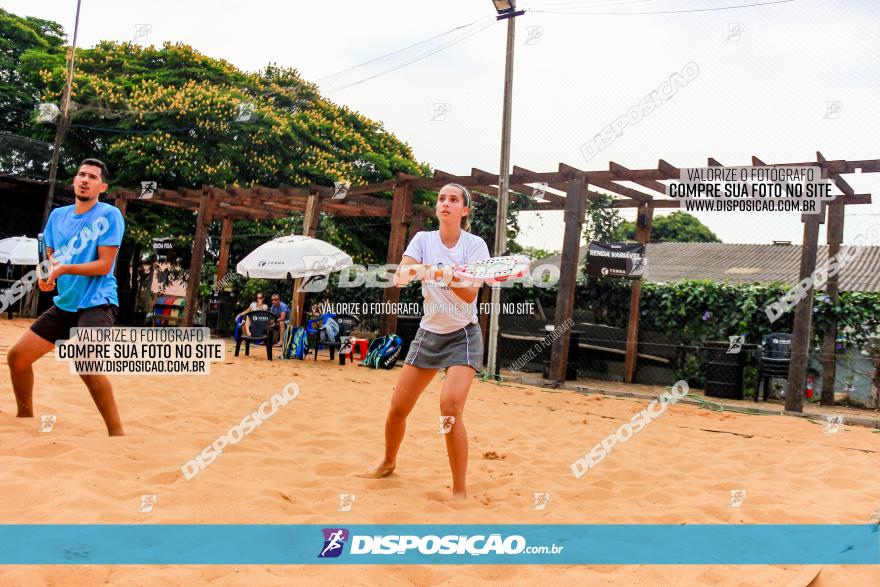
[0,236,38,266]
[236,235,352,280]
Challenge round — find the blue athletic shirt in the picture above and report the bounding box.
[44,201,125,312]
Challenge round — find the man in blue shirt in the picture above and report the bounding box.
[6,159,126,436]
[269,293,290,347]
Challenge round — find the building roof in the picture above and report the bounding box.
[536,242,880,292]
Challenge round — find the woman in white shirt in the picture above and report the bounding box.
[358,184,490,501]
[236,292,268,337]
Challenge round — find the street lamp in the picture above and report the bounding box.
[492,0,515,15]
[486,0,523,378]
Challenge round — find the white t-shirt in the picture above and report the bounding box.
[403,230,491,334]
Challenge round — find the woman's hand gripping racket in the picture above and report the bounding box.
[394,255,531,287]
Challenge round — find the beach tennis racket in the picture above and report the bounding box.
[396,255,531,286]
[453,255,531,283]
[36,233,47,281]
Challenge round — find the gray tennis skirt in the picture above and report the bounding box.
[404,322,483,371]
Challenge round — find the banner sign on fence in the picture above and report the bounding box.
[587,242,646,280]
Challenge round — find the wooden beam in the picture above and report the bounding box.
[379,182,413,336]
[292,193,321,327]
[282,158,880,196]
[786,214,822,413]
[624,204,654,383]
[611,161,667,196]
[613,198,679,208]
[511,166,568,207]
[114,196,128,216]
[346,179,396,196]
[591,179,652,202]
[818,151,856,198]
[549,177,587,383]
[182,188,216,327]
[216,217,234,287]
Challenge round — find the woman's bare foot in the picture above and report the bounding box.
[451,491,467,501]
[356,461,396,478]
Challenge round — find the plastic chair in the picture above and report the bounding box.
[306,313,360,364]
[755,332,792,401]
[235,310,276,360]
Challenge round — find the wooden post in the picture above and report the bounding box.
[215,217,234,287]
[292,193,320,327]
[182,188,215,327]
[113,196,130,287]
[786,214,822,412]
[114,196,128,216]
[379,181,413,336]
[549,177,587,382]
[624,204,654,383]
[820,201,844,405]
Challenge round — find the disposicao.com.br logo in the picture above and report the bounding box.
[318,528,563,558]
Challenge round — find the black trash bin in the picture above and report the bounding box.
[703,341,746,399]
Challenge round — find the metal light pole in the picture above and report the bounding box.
[42,0,84,228]
[486,1,524,377]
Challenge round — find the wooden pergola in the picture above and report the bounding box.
[338,153,878,414]
[108,181,437,328]
[107,153,879,413]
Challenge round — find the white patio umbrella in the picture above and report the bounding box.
[236,235,353,280]
[0,236,38,265]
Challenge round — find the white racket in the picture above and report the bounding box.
[396,255,531,286]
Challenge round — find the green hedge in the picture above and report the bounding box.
[504,278,880,385]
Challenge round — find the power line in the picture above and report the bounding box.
[323,19,498,93]
[524,0,651,9]
[530,0,794,15]
[315,15,495,82]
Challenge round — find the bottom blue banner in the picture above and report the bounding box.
[0,525,877,564]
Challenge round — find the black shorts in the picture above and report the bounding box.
[30,304,118,344]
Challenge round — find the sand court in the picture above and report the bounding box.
[0,318,878,585]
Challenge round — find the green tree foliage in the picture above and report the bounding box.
[469,193,533,255]
[613,211,720,243]
[0,9,65,131]
[521,246,556,260]
[5,8,440,312]
[583,193,623,243]
[505,277,879,388]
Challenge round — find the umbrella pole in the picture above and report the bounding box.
[291,194,318,326]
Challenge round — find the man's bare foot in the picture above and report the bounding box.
[108,427,125,437]
[356,462,396,478]
[451,491,467,501]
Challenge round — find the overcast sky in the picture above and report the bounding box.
[6,0,879,250]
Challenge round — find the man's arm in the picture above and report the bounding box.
[51,246,118,279]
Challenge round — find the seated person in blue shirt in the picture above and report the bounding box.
[269,293,290,347]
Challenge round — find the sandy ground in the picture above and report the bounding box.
[0,317,878,586]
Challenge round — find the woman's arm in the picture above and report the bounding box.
[448,275,480,304]
[393,255,422,287]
